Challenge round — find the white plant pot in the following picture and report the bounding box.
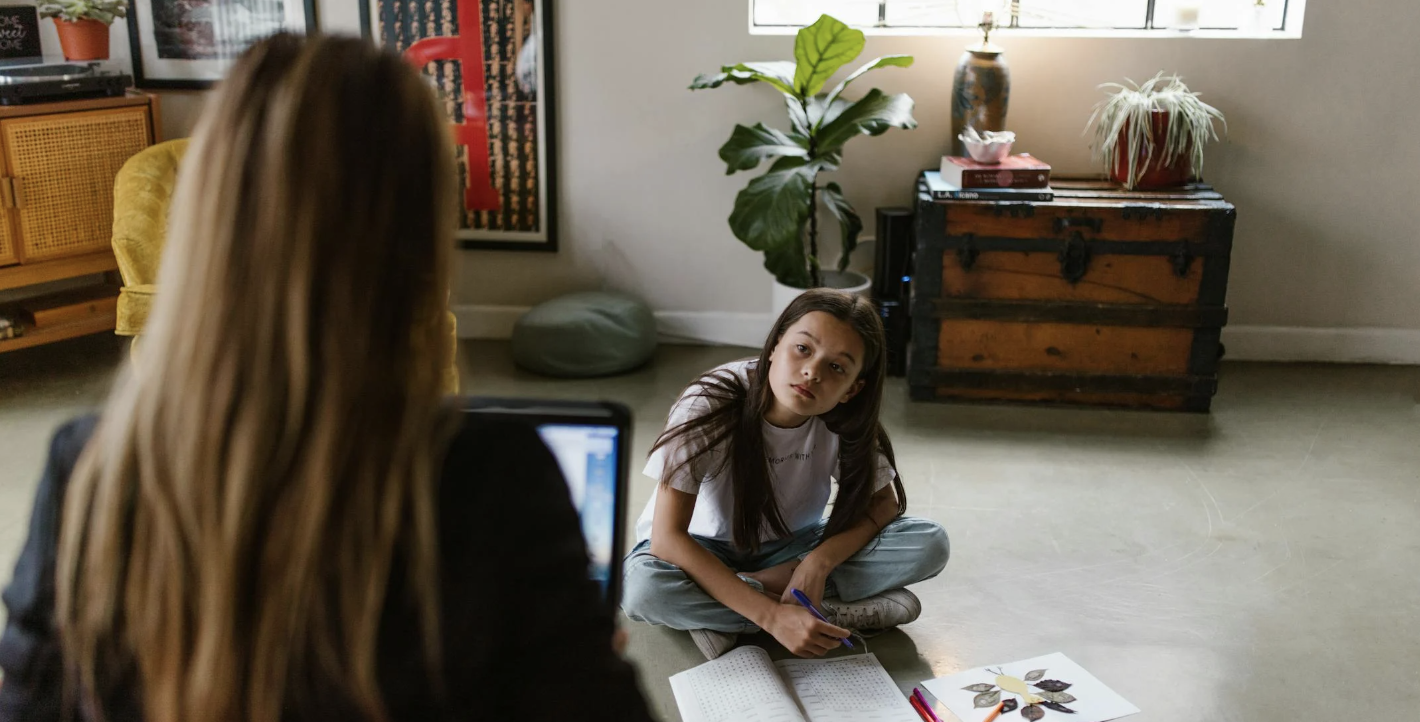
[770,270,873,322]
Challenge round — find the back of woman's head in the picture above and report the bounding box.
[57,33,455,722]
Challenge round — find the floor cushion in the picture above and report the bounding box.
[511,291,657,377]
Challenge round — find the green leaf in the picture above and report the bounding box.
[806,94,852,132]
[1024,669,1047,682]
[962,684,997,693]
[731,61,799,97]
[692,61,798,98]
[793,15,864,97]
[1036,691,1077,705]
[823,55,914,109]
[729,157,815,286]
[762,232,811,289]
[821,182,861,272]
[786,96,812,137]
[718,123,808,175]
[815,88,917,156]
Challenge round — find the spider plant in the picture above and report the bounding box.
[1085,73,1225,189]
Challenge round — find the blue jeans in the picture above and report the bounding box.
[620,516,949,633]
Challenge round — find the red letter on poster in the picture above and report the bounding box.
[404,0,501,211]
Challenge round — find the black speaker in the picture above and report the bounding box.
[873,207,914,303]
[878,300,910,377]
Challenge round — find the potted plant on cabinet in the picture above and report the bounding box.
[37,0,127,62]
[1085,72,1226,190]
[692,14,916,315]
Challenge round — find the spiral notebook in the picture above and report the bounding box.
[668,646,920,722]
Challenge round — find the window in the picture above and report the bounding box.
[751,0,1305,38]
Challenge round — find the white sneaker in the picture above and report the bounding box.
[689,628,738,660]
[824,589,922,635]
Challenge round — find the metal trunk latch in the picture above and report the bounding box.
[1171,245,1195,277]
[1058,231,1091,283]
[956,233,979,271]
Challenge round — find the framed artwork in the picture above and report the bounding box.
[127,0,317,90]
[361,0,557,252]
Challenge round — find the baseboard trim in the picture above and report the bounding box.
[1222,325,1420,364]
[453,304,772,348]
[454,306,1420,364]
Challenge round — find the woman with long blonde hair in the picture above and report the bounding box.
[0,33,651,722]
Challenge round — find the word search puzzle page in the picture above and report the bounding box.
[669,647,806,722]
[776,654,920,722]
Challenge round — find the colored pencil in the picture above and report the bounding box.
[982,701,1006,722]
[911,688,944,722]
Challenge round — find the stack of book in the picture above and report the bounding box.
[925,153,1053,201]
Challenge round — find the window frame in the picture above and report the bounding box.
[748,0,1307,39]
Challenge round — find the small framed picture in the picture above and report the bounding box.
[0,7,42,62]
[361,0,557,252]
[127,0,317,90]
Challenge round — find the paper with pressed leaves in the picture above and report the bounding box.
[921,652,1138,722]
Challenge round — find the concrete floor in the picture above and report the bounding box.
[2,334,1418,722]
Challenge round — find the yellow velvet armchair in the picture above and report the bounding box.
[111,139,461,392]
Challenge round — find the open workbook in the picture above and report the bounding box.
[668,646,921,722]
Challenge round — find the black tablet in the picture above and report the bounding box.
[460,397,631,605]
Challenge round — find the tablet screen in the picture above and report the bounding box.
[536,423,620,597]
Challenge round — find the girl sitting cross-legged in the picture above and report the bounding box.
[621,289,950,660]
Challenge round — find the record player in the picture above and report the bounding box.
[0,62,132,105]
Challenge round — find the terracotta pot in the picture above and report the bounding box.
[54,18,110,61]
[1110,110,1193,189]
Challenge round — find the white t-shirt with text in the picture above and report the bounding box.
[633,360,895,546]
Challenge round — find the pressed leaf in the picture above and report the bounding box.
[1001,699,1019,714]
[962,684,997,693]
[1036,691,1077,704]
[1033,680,1072,693]
[792,15,864,97]
[1024,669,1046,682]
[974,690,1001,708]
[821,182,861,272]
[1041,702,1077,714]
[1020,704,1044,721]
[718,123,808,175]
[822,55,914,111]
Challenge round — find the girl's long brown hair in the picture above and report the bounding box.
[650,289,906,551]
[55,34,457,722]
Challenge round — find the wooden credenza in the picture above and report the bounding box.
[0,92,160,354]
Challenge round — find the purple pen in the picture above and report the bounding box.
[789,588,853,649]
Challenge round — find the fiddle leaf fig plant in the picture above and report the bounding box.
[692,14,916,289]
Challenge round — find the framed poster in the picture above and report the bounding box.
[361,0,557,251]
[0,6,42,62]
[127,0,317,90]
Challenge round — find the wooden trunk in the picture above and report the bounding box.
[909,177,1236,412]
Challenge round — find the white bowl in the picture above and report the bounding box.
[962,138,1013,164]
[959,129,1016,164]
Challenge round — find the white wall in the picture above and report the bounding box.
[146,0,1420,360]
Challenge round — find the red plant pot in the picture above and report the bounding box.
[1110,110,1194,189]
[54,18,111,61]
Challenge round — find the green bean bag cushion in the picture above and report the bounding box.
[511,292,657,377]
